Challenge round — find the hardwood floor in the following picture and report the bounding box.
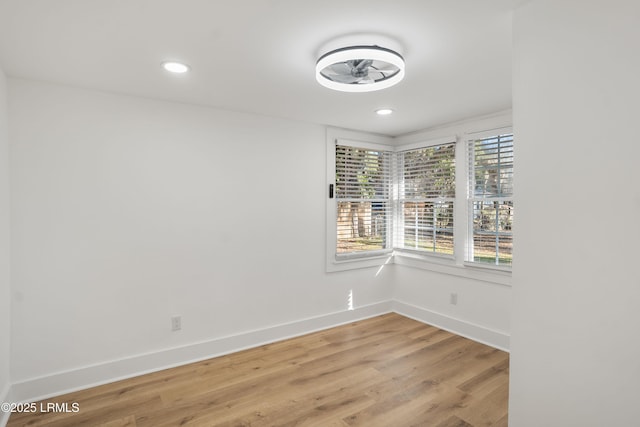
[7,313,509,426]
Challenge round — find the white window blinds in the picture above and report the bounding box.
[468,133,514,266]
[335,144,392,256]
[397,143,456,255]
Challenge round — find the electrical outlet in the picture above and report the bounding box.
[171,315,182,332]
[450,293,458,305]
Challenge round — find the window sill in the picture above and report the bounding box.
[463,261,512,274]
[327,249,512,286]
[327,252,394,273]
[393,251,512,286]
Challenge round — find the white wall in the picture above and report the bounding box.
[393,268,510,349]
[8,79,394,398]
[0,65,12,421]
[392,112,512,350]
[510,1,640,426]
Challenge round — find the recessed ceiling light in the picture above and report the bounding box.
[376,108,394,116]
[316,45,405,92]
[162,61,190,73]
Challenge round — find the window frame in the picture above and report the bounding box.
[464,128,514,271]
[393,136,457,259]
[326,123,513,284]
[326,129,394,272]
[334,142,393,260]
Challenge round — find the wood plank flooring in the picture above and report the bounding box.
[7,313,509,426]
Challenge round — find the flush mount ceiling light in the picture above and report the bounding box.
[375,108,394,116]
[162,61,190,73]
[315,45,405,93]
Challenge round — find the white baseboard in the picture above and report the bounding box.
[11,301,393,404]
[10,299,510,404]
[392,300,510,352]
[0,383,12,427]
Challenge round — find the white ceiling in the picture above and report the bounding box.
[0,0,515,136]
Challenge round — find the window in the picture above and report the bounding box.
[334,143,392,259]
[397,142,456,255]
[327,124,513,278]
[467,132,514,267]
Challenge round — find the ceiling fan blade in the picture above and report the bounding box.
[354,59,373,72]
[329,62,353,76]
[374,67,399,73]
[367,71,385,81]
[330,74,361,84]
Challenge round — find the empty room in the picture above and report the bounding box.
[0,0,639,426]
